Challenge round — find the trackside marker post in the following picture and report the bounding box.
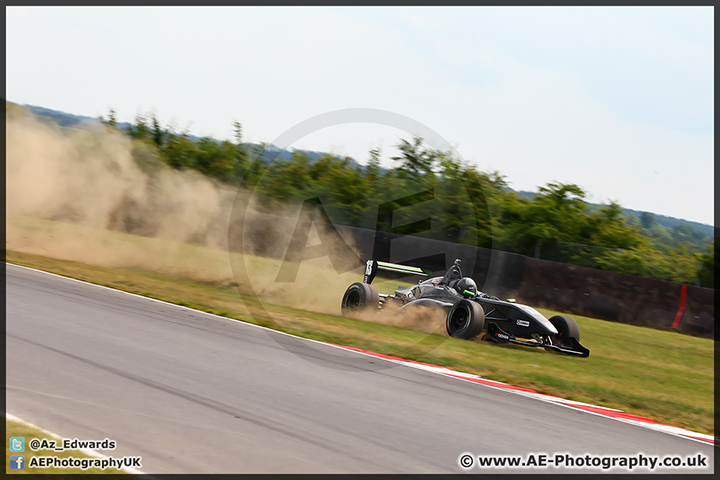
[671,284,687,330]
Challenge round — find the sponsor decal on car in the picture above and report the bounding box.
[516,319,530,327]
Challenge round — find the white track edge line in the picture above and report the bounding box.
[316,343,716,446]
[7,262,715,447]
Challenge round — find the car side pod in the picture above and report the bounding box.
[486,323,590,358]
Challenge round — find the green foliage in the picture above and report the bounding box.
[80,107,717,286]
[306,155,368,224]
[254,150,314,209]
[161,131,197,169]
[150,112,164,147]
[118,109,251,184]
[486,179,709,284]
[494,182,597,260]
[126,112,152,142]
[194,136,236,180]
[593,246,701,284]
[696,241,715,288]
[100,108,118,129]
[640,211,656,230]
[588,202,646,250]
[365,147,382,192]
[391,136,438,177]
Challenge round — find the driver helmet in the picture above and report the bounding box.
[455,277,477,297]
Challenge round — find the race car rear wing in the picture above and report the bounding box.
[363,259,431,285]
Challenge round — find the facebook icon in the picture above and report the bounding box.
[10,455,25,470]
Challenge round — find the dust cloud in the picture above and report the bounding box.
[6,109,445,336]
[6,110,363,312]
[7,111,237,281]
[350,301,449,336]
[8,113,240,240]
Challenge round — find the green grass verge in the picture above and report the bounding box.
[6,248,714,436]
[5,417,126,474]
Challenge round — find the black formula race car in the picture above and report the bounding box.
[341,258,589,357]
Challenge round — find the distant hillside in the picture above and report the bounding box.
[19,104,99,128]
[516,189,714,239]
[10,101,714,241]
[621,208,714,239]
[15,102,343,164]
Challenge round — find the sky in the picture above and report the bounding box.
[6,6,714,226]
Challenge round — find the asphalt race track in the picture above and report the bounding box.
[6,263,714,474]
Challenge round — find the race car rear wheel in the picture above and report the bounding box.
[446,299,485,339]
[548,315,581,345]
[341,282,379,317]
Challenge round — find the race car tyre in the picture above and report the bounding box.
[548,315,581,345]
[446,299,485,339]
[341,282,379,317]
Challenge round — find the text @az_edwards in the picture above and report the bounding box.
[27,437,116,452]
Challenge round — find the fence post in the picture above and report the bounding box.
[671,284,688,330]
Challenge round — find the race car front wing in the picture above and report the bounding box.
[486,323,590,357]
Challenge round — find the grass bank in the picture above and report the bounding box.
[6,246,714,436]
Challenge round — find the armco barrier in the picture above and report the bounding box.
[335,226,714,338]
[507,257,714,338]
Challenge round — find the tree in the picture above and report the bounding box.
[82,106,716,285]
[161,131,199,169]
[593,245,701,284]
[497,182,588,259]
[459,168,507,248]
[365,147,382,189]
[127,112,152,142]
[584,201,647,251]
[640,211,656,230]
[232,120,243,145]
[696,241,715,288]
[391,136,438,177]
[100,108,118,129]
[306,154,368,225]
[194,136,237,180]
[230,120,249,181]
[241,142,268,188]
[150,112,164,147]
[256,150,312,204]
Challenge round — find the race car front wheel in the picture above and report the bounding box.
[548,315,581,346]
[341,282,379,317]
[446,299,485,339]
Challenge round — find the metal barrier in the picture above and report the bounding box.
[336,225,715,338]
